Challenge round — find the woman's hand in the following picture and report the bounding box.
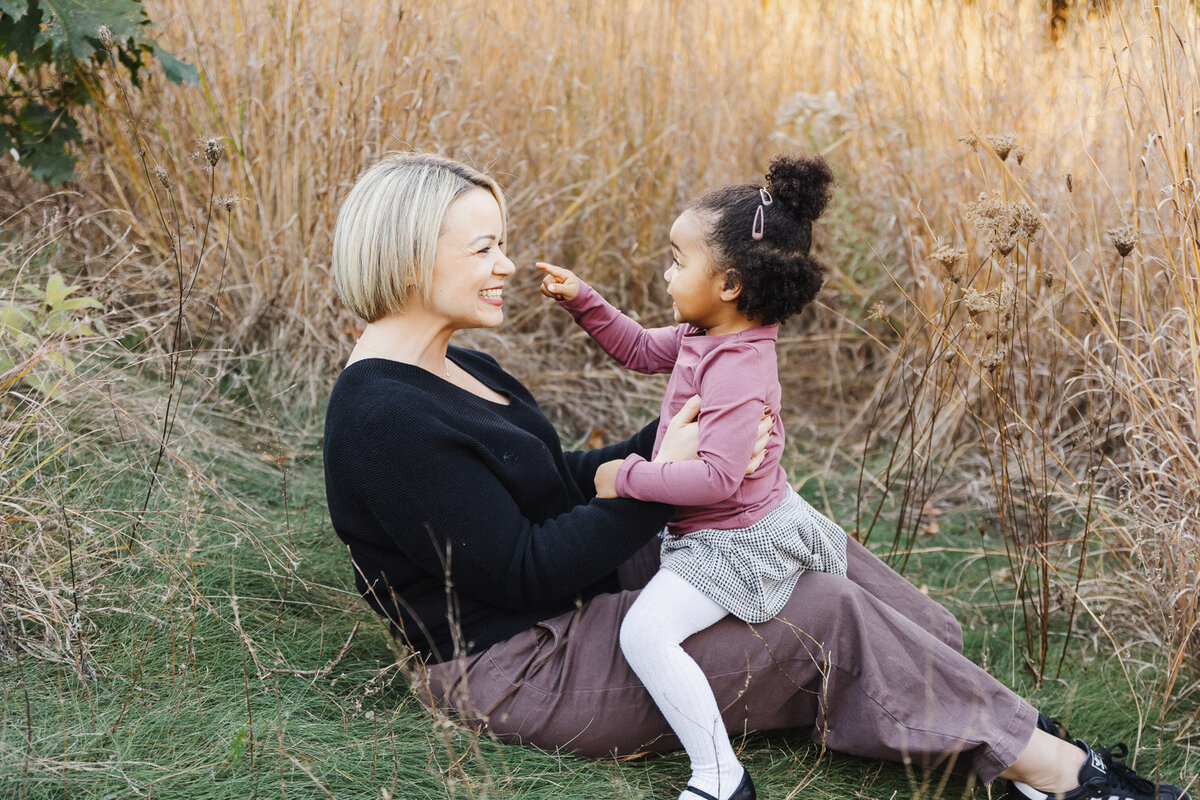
[745,405,774,474]
[594,459,621,498]
[654,395,773,474]
[654,395,703,463]
[537,261,582,301]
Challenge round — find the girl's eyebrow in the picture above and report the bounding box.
[469,233,499,246]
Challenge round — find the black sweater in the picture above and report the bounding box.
[323,347,674,662]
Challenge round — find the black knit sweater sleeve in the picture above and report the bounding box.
[561,419,659,500]
[323,349,673,661]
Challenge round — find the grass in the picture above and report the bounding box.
[1,367,1195,799]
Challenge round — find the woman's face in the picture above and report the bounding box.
[425,188,515,331]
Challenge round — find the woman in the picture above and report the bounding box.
[322,152,1187,800]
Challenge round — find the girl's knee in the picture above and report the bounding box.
[619,605,656,659]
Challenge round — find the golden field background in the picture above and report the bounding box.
[4,0,1199,753]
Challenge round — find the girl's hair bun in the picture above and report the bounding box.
[765,154,834,222]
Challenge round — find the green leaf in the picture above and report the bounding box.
[0,2,48,62]
[25,370,65,400]
[0,0,33,22]
[8,99,80,184]
[54,296,102,312]
[0,303,33,334]
[37,0,149,65]
[149,41,197,85]
[43,273,70,306]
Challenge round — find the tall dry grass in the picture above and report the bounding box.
[3,0,1197,747]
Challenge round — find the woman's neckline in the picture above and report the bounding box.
[348,351,511,407]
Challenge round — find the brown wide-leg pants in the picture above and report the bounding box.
[422,536,1036,783]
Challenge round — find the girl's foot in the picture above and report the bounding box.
[682,768,756,800]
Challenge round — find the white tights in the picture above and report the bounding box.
[620,569,744,800]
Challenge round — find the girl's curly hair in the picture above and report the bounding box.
[688,153,834,325]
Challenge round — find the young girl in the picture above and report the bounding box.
[538,154,847,800]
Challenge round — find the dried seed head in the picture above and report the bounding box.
[986,132,1018,161]
[203,138,225,167]
[1013,146,1027,166]
[958,133,980,152]
[998,279,1017,325]
[964,319,982,334]
[962,287,998,318]
[866,301,888,322]
[1041,268,1055,288]
[1014,201,1042,238]
[1107,225,1137,257]
[991,218,1020,256]
[980,347,1005,373]
[98,25,114,50]
[1064,173,1073,193]
[965,192,1030,256]
[216,193,241,212]
[966,192,1004,229]
[1080,307,1097,328]
[154,165,170,189]
[930,243,967,282]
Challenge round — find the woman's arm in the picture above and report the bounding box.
[563,418,659,497]
[339,405,673,612]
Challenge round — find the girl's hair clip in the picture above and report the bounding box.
[751,187,773,241]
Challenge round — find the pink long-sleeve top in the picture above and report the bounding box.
[560,282,790,536]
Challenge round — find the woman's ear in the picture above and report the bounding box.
[720,269,743,301]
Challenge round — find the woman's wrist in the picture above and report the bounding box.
[594,459,622,498]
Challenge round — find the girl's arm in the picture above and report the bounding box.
[614,344,766,506]
[539,262,683,374]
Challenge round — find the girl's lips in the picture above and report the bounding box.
[479,287,503,306]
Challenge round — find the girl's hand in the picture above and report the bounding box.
[537,261,582,301]
[655,395,774,474]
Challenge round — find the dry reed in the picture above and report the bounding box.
[2,0,1197,751]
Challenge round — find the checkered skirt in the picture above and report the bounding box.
[659,489,849,623]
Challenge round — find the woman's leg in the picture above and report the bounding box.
[423,561,1034,784]
[620,570,742,800]
[843,535,964,651]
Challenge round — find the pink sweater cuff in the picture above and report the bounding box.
[614,454,645,499]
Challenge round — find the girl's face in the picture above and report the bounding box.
[425,188,515,331]
[665,210,744,335]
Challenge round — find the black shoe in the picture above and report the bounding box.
[1036,711,1071,741]
[1006,739,1191,800]
[682,769,756,800]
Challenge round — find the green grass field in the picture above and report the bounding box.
[2,370,1193,800]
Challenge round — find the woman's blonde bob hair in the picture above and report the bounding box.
[332,152,507,322]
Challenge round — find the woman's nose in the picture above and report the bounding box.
[664,264,676,282]
[497,252,516,275]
